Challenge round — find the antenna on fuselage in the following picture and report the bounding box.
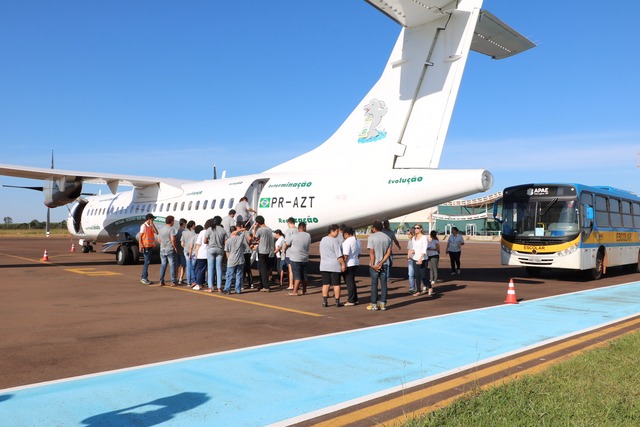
[213,164,217,180]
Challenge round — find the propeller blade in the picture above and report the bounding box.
[46,207,51,237]
[2,184,44,191]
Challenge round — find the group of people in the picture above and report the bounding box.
[138,209,465,311]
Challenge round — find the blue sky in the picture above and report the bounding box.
[1,0,639,223]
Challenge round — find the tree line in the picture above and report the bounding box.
[1,217,67,230]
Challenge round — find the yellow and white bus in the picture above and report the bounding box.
[494,183,640,279]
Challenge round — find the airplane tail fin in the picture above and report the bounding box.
[267,0,534,173]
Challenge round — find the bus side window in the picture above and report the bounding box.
[595,196,609,227]
[610,198,622,228]
[622,201,633,228]
[633,203,640,228]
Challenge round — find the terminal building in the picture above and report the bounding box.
[389,191,503,237]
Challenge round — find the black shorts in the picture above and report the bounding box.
[321,271,341,286]
[291,261,308,281]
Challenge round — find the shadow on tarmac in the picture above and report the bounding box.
[81,392,209,427]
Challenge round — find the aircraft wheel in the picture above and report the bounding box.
[130,245,140,265]
[116,245,132,265]
[81,245,90,254]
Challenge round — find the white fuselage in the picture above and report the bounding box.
[70,168,492,242]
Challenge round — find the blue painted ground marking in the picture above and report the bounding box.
[2,282,640,426]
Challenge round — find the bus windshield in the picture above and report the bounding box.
[502,198,579,239]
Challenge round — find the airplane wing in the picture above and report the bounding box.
[0,163,193,194]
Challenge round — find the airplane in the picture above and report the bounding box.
[0,0,534,265]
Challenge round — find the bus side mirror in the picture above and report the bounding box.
[493,198,504,224]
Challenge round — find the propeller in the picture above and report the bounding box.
[46,147,53,237]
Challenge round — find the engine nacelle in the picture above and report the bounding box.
[44,176,83,207]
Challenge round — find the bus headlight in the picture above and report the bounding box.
[502,244,513,254]
[557,244,578,257]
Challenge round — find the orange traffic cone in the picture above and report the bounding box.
[504,279,518,304]
[70,243,75,252]
[41,249,50,262]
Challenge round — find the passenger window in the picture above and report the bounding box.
[174,202,178,211]
[188,201,193,211]
[159,203,164,212]
[195,201,200,210]
[211,199,216,209]
[181,201,185,211]
[220,199,225,209]
[203,200,208,210]
[229,198,235,209]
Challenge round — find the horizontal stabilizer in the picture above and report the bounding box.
[471,10,536,59]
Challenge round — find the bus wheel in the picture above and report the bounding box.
[623,251,640,274]
[116,245,132,265]
[591,250,604,280]
[525,266,542,278]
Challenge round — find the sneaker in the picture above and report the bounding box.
[158,282,165,287]
[450,272,456,275]
[335,302,342,308]
[457,269,461,274]
[408,289,416,294]
[140,279,152,285]
[178,280,183,285]
[366,303,379,311]
[431,281,436,286]
[379,302,387,311]
[344,302,355,306]
[192,284,202,290]
[322,302,329,308]
[222,290,230,295]
[260,288,270,293]
[428,288,434,296]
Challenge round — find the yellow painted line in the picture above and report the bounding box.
[0,253,51,264]
[165,286,324,317]
[64,268,122,277]
[315,316,640,427]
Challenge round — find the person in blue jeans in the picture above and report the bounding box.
[223,226,247,294]
[139,213,158,285]
[158,215,178,286]
[366,220,392,311]
[205,216,227,292]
